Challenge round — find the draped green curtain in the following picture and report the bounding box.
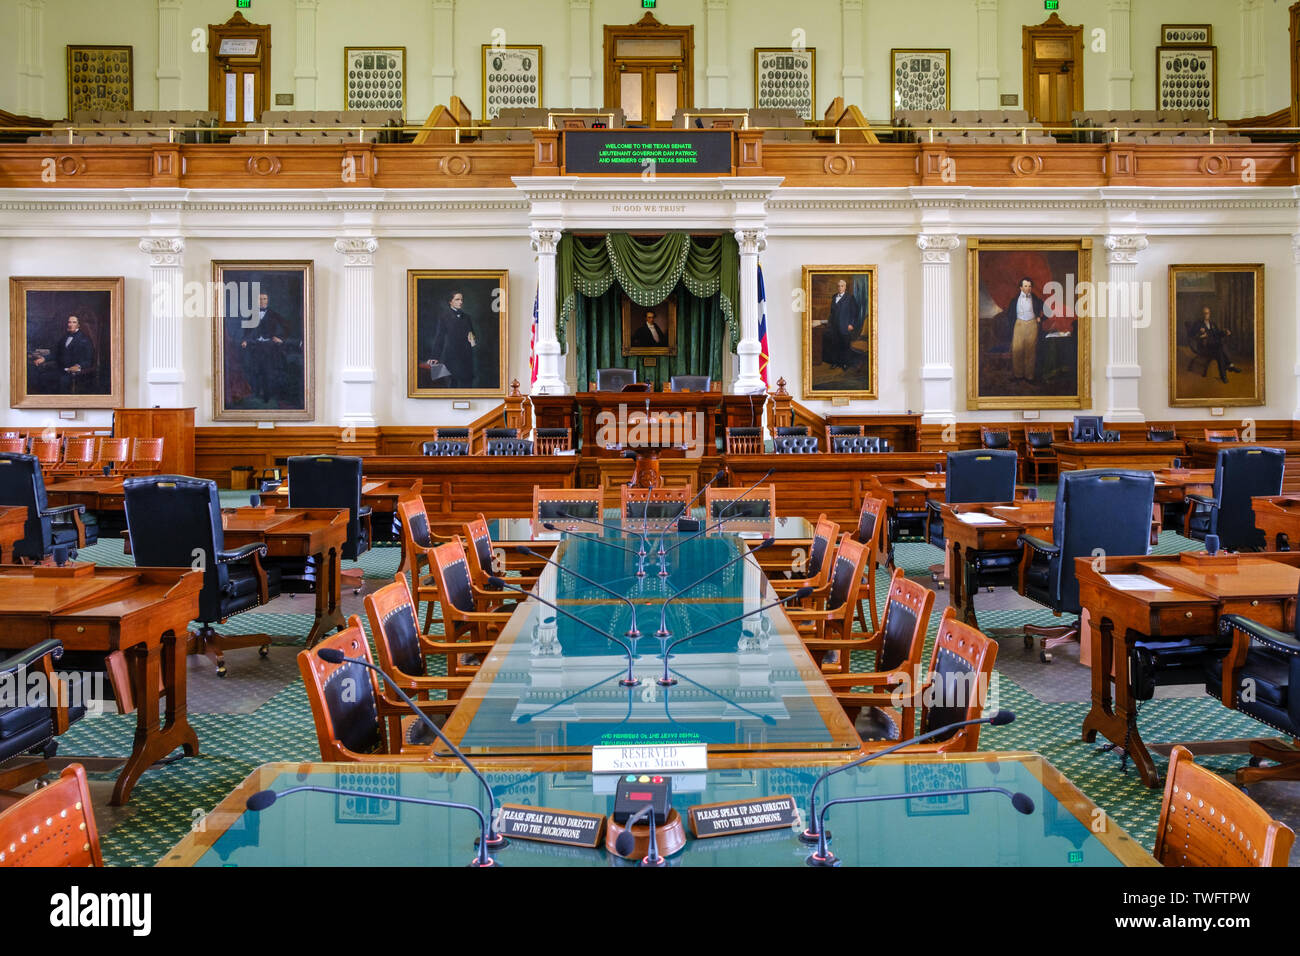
[572,286,725,392]
[556,232,739,352]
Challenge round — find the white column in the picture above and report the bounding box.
[705,0,729,108]
[294,0,320,109]
[431,0,456,110]
[139,238,186,408]
[841,0,864,108]
[917,235,960,423]
[568,0,592,107]
[1106,0,1133,109]
[18,0,45,117]
[1292,236,1300,420]
[333,238,379,428]
[733,228,766,394]
[530,228,565,395]
[1103,234,1149,422]
[976,0,999,110]
[156,0,183,110]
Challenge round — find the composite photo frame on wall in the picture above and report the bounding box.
[1157,45,1216,117]
[891,49,950,112]
[9,276,124,410]
[754,48,816,121]
[66,45,133,117]
[344,47,405,113]
[1160,24,1212,46]
[482,44,542,121]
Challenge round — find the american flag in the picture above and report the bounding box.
[528,287,539,386]
[757,263,770,387]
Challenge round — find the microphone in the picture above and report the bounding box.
[613,804,666,866]
[651,469,727,559]
[488,576,641,687]
[245,785,501,867]
[661,469,775,556]
[517,545,642,637]
[806,785,1034,867]
[555,512,652,567]
[800,710,1016,844]
[657,538,774,637]
[657,588,811,686]
[315,645,508,854]
[544,521,645,559]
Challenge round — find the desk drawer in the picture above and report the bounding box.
[50,620,114,651]
[1153,605,1216,635]
[979,530,1021,550]
[1220,600,1286,631]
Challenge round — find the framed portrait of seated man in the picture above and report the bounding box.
[802,265,877,400]
[212,261,314,421]
[622,297,677,357]
[1168,264,1263,407]
[10,276,124,409]
[408,270,508,398]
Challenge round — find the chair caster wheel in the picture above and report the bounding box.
[1248,756,1266,768]
[1023,634,1033,649]
[216,663,228,678]
[259,645,270,658]
[353,587,363,595]
[1040,650,1053,663]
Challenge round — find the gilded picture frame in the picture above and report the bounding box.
[966,238,1092,410]
[407,270,509,399]
[9,276,124,410]
[66,45,133,118]
[801,265,878,400]
[212,260,314,422]
[1168,264,1264,407]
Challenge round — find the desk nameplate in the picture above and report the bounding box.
[688,794,799,838]
[592,744,709,775]
[495,804,605,848]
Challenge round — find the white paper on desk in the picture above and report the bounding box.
[362,481,382,493]
[913,479,937,488]
[1102,574,1172,591]
[954,512,1003,525]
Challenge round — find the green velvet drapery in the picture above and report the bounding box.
[571,286,725,392]
[556,232,739,352]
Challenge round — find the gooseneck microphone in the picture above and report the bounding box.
[245,786,500,868]
[314,646,508,854]
[516,545,642,637]
[558,513,651,559]
[657,588,811,686]
[661,468,775,556]
[613,804,666,866]
[651,469,727,558]
[800,710,1016,844]
[806,786,1034,867]
[657,538,774,637]
[488,576,641,687]
[545,522,644,559]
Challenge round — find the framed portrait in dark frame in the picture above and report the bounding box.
[10,276,124,409]
[407,270,508,399]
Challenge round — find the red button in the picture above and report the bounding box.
[652,776,664,784]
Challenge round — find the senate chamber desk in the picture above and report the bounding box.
[939,502,1057,625]
[1185,440,1300,493]
[0,565,202,804]
[1053,440,1186,474]
[1252,496,1300,551]
[158,752,1156,867]
[0,506,25,562]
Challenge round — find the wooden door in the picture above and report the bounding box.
[1022,13,1082,127]
[208,12,271,128]
[604,13,693,128]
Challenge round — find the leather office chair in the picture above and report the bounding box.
[0,453,95,562]
[486,438,534,455]
[533,488,604,524]
[421,440,469,456]
[769,515,840,606]
[822,569,935,740]
[1211,587,1300,787]
[124,475,279,676]
[834,607,997,752]
[395,496,451,632]
[1204,428,1240,443]
[0,764,102,865]
[773,435,820,454]
[1019,469,1155,663]
[670,375,710,392]
[297,617,442,762]
[463,512,538,600]
[595,368,636,391]
[787,534,870,674]
[1070,415,1104,442]
[1147,426,1178,442]
[980,427,1011,450]
[774,426,809,437]
[0,641,86,794]
[827,425,863,437]
[288,455,372,595]
[428,537,513,675]
[925,449,1018,589]
[433,426,470,441]
[621,485,690,522]
[483,428,519,439]
[1154,746,1293,866]
[832,435,887,453]
[704,484,775,521]
[851,496,887,632]
[1184,446,1285,550]
[725,426,764,455]
[1023,426,1057,484]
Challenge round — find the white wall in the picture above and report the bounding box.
[3,0,1292,122]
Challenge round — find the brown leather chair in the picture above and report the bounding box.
[0,764,102,865]
[787,534,870,673]
[428,537,513,675]
[396,496,451,631]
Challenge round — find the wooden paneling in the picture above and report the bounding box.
[918,419,1297,455]
[1055,440,1185,473]
[1107,144,1296,188]
[362,456,578,528]
[194,426,378,485]
[578,457,720,499]
[114,407,195,476]
[0,145,157,188]
[918,143,1106,187]
[372,143,536,188]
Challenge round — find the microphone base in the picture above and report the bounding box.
[805,850,842,867]
[606,808,686,862]
[618,677,641,687]
[656,676,678,687]
[474,832,510,850]
[639,855,669,867]
[798,827,831,844]
[468,855,502,868]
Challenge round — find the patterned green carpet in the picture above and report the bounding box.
[50,498,1268,866]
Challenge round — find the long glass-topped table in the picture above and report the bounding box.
[161,753,1157,867]
[439,531,860,758]
[487,515,816,544]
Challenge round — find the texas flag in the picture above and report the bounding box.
[756,263,770,387]
[528,287,539,387]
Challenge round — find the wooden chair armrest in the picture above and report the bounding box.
[831,691,897,709]
[821,669,911,688]
[454,609,515,623]
[787,608,836,621]
[418,637,495,655]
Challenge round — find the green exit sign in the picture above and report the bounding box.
[642,0,656,7]
[1044,0,1059,9]
[236,0,251,8]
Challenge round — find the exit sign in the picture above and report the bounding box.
[642,0,656,7]
[236,0,251,8]
[1044,0,1059,8]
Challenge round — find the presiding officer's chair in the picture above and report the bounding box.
[670,375,710,392]
[925,449,1018,588]
[0,641,87,794]
[1019,469,1155,663]
[0,764,102,865]
[124,475,279,676]
[288,455,372,595]
[1184,446,1285,550]
[596,368,636,391]
[0,452,96,562]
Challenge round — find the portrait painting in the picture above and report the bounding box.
[1168,264,1263,407]
[621,297,677,356]
[407,270,508,398]
[802,265,877,400]
[967,238,1092,410]
[9,276,124,409]
[212,261,314,421]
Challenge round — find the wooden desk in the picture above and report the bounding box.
[1054,440,1186,473]
[1076,551,1300,787]
[533,392,759,457]
[0,506,25,562]
[1250,496,1300,551]
[221,508,349,647]
[45,476,125,513]
[1153,469,1215,534]
[941,502,1056,623]
[0,565,202,804]
[1185,440,1300,493]
[266,478,422,515]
